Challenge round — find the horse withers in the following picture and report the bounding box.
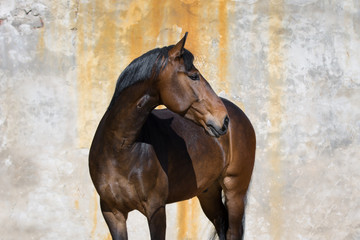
[89,33,256,240]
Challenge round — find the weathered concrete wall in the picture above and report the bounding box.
[0,0,359,239]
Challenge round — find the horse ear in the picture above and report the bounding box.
[169,32,188,60]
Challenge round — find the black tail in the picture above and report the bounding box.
[209,193,248,240]
[209,216,228,240]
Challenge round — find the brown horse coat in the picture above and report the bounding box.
[89,33,255,240]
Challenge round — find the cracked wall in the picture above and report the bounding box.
[0,0,359,239]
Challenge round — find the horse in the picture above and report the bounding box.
[89,32,256,240]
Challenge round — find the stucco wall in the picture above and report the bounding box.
[0,0,359,239]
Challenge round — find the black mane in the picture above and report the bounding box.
[108,45,194,109]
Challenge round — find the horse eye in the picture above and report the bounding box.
[189,74,200,81]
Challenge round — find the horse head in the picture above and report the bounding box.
[157,33,229,137]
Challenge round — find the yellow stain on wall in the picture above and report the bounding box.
[177,198,201,239]
[177,200,188,240]
[77,0,123,148]
[218,0,230,95]
[267,0,284,239]
[36,27,45,58]
[74,199,80,210]
[189,198,200,238]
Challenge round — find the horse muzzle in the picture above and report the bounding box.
[205,115,229,138]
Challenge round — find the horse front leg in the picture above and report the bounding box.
[100,200,128,240]
[147,205,166,240]
[197,182,228,240]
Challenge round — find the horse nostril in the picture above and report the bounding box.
[222,115,230,132]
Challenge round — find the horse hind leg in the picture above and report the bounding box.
[223,143,255,239]
[224,190,246,239]
[197,182,228,240]
[223,176,251,240]
[100,199,128,240]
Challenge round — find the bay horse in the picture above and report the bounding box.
[89,33,255,240]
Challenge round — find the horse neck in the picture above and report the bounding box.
[102,81,159,149]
